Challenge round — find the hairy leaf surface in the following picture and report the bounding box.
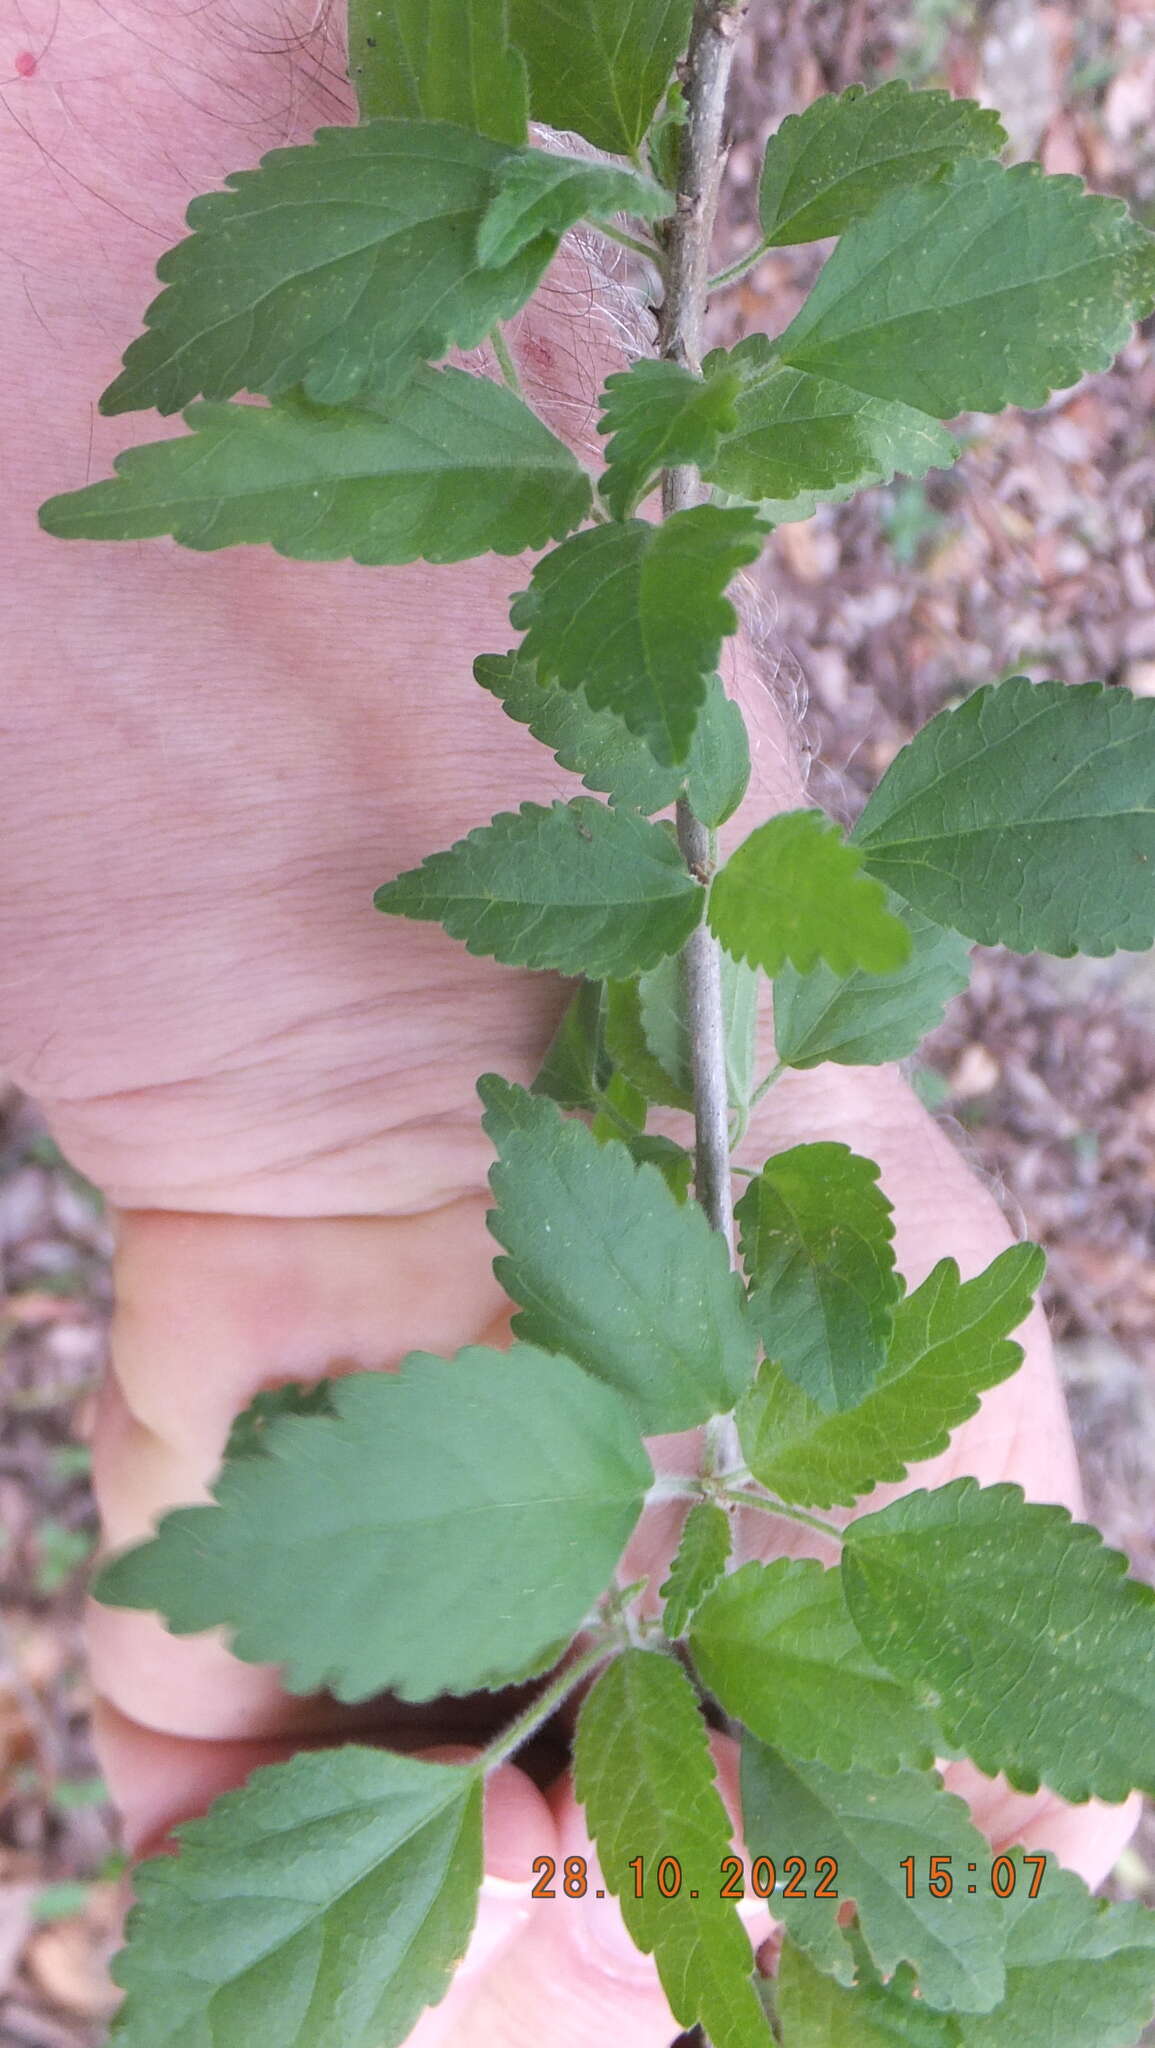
[41,374,591,564]
[842,1478,1155,1801]
[757,81,1005,247]
[480,1078,757,1431]
[473,655,748,823]
[773,905,971,1069]
[776,1937,953,2046]
[661,1502,733,1639]
[110,1748,481,2048]
[508,0,694,155]
[95,1346,651,1703]
[509,508,767,767]
[478,153,669,267]
[374,798,702,979]
[736,1143,901,1412]
[778,160,1155,420]
[690,1560,937,1773]
[99,123,556,415]
[854,677,1155,956]
[597,359,742,519]
[708,811,911,979]
[348,0,528,140]
[739,1245,1043,1507]
[574,1651,770,2047]
[741,1741,1005,2011]
[703,337,958,523]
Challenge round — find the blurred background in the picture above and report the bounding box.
[4,0,1155,2037]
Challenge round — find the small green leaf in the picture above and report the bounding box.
[478,153,670,268]
[473,654,747,822]
[98,123,555,416]
[740,1244,1043,1509]
[509,507,768,768]
[348,0,528,142]
[95,1345,651,1703]
[532,980,610,1111]
[608,1125,695,1202]
[957,1851,1155,2048]
[508,0,694,156]
[41,373,591,565]
[375,798,702,979]
[854,677,1155,957]
[841,1478,1155,1802]
[574,1650,771,2047]
[776,1937,954,2047]
[597,359,742,520]
[619,948,760,1113]
[741,1740,1005,2011]
[223,1382,338,1465]
[690,1560,937,1774]
[661,1502,732,1638]
[758,81,1005,248]
[736,1143,901,1413]
[605,975,694,1111]
[480,1078,757,1431]
[708,811,912,980]
[109,1747,482,2048]
[773,905,971,1069]
[685,689,752,829]
[777,160,1155,421]
[703,337,959,525]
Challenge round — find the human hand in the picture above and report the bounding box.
[1,6,1138,2041]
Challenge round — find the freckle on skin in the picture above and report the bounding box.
[14,50,38,77]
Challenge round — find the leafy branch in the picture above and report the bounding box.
[37,2,1155,2043]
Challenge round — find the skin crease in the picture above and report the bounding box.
[0,3,1141,2041]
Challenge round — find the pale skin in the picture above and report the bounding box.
[0,4,1141,2042]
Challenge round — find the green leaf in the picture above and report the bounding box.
[607,1125,695,1202]
[661,1502,733,1638]
[685,688,752,829]
[758,81,1005,248]
[109,1747,481,2048]
[532,979,610,1110]
[604,976,694,1111]
[508,0,694,156]
[222,1381,338,1464]
[690,1559,937,1774]
[841,1477,1155,1802]
[776,1937,954,2047]
[853,677,1155,957]
[957,1852,1155,2048]
[736,1143,901,1413]
[478,153,670,267]
[703,336,959,524]
[94,1345,650,1703]
[615,948,760,1114]
[708,811,912,980]
[777,159,1155,421]
[741,1741,1005,2011]
[347,0,528,142]
[480,1078,757,1432]
[574,1650,771,2047]
[473,654,748,823]
[41,372,591,565]
[773,904,971,1069]
[98,122,560,416]
[739,1244,1043,1509]
[509,507,768,768]
[778,1865,1155,2047]
[597,359,742,520]
[374,797,702,979]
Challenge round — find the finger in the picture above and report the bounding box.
[940,1755,1143,1891]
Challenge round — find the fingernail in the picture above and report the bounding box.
[456,1879,535,1982]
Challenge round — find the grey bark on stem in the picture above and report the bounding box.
[658,1,750,1258]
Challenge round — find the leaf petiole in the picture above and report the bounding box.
[474,1635,620,1775]
[489,324,524,396]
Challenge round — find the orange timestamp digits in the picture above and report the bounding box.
[529,1854,839,1899]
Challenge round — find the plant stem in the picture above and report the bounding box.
[716,1486,843,1541]
[476,1637,617,1775]
[490,324,523,396]
[659,0,749,1263]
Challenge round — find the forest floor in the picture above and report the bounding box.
[4,0,1155,2038]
